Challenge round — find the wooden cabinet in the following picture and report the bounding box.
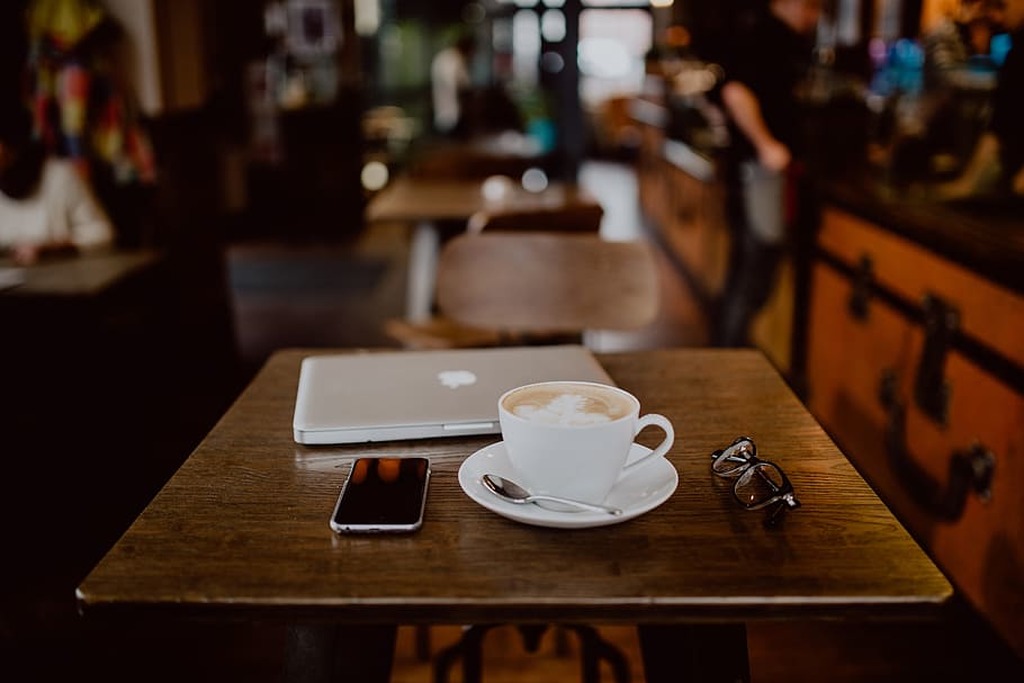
[635,101,728,301]
[659,141,730,299]
[806,205,1024,658]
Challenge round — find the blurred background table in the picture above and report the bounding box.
[0,249,161,299]
[365,176,602,321]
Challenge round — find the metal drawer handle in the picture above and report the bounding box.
[878,369,994,522]
[914,294,958,425]
[847,254,874,321]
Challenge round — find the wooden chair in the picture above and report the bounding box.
[406,134,551,181]
[384,232,659,350]
[433,623,630,683]
[408,147,542,180]
[465,201,604,234]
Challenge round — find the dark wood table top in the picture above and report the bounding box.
[0,249,162,299]
[77,347,951,624]
[365,176,600,225]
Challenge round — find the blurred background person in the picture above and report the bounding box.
[430,32,477,139]
[713,0,823,347]
[938,0,1024,197]
[924,0,1006,87]
[0,98,113,265]
[906,0,1008,179]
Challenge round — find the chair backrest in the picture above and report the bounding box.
[435,232,659,333]
[407,142,547,181]
[466,202,604,234]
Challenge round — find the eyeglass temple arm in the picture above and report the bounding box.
[764,493,800,527]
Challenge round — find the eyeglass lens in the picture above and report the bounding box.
[734,461,786,508]
[711,437,755,476]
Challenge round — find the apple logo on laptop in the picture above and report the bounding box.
[438,370,477,389]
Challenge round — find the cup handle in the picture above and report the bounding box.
[623,413,675,472]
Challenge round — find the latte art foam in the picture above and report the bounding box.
[503,384,633,426]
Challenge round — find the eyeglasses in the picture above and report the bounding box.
[710,436,800,527]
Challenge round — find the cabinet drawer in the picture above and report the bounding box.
[817,208,1024,368]
[663,162,729,298]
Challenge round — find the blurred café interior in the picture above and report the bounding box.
[1,0,1022,680]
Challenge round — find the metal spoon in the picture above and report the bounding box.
[482,474,623,516]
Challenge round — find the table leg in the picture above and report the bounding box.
[285,623,397,683]
[406,220,440,322]
[637,623,750,683]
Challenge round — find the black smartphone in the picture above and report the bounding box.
[329,457,430,534]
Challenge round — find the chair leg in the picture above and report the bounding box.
[432,624,496,683]
[415,625,432,661]
[554,625,573,657]
[516,624,550,653]
[433,623,631,683]
[570,624,631,683]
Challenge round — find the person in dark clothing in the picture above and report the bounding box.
[939,0,1024,197]
[713,0,822,347]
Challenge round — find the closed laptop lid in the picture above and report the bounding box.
[293,345,614,444]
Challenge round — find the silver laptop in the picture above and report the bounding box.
[293,345,614,445]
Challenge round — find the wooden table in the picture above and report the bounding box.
[76,348,952,682]
[0,248,166,367]
[2,248,170,601]
[0,249,161,298]
[365,177,600,321]
[0,249,165,358]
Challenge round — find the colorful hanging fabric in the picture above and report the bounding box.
[25,0,156,185]
[26,0,105,52]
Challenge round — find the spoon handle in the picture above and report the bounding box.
[527,494,623,515]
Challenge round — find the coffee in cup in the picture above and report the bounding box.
[498,381,675,505]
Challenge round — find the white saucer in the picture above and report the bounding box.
[458,441,678,529]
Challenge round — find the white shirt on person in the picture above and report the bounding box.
[431,46,470,134]
[0,159,114,252]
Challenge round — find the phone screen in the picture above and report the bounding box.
[330,457,430,533]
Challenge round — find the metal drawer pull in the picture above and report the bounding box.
[914,294,958,425]
[847,254,874,321]
[879,369,995,522]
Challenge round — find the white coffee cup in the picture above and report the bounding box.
[498,381,675,504]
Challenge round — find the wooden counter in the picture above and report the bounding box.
[631,84,1024,659]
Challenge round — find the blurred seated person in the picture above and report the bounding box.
[938,0,1024,197]
[0,99,113,265]
[431,33,477,139]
